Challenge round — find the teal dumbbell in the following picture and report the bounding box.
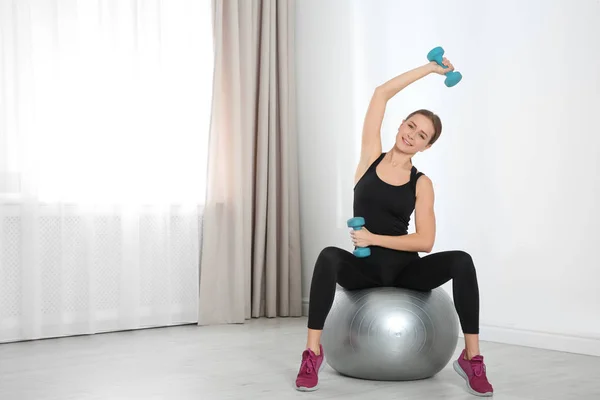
[347,217,371,258]
[427,46,462,87]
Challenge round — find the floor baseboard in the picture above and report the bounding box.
[475,324,600,357]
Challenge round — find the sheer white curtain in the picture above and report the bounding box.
[0,0,212,342]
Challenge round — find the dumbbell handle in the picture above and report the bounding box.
[434,60,450,69]
[347,217,371,257]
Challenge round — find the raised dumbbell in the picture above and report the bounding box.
[347,216,371,258]
[427,46,462,87]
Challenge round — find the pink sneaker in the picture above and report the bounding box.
[453,349,494,397]
[295,345,326,391]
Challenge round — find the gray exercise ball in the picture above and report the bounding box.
[321,286,459,381]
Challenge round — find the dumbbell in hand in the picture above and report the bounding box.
[347,217,371,258]
[427,46,462,87]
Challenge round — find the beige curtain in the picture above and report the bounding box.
[198,0,302,325]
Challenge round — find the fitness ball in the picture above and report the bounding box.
[321,286,459,381]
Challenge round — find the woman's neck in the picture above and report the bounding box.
[387,146,413,169]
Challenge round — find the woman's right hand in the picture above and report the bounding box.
[429,58,454,75]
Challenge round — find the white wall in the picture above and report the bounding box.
[296,0,600,356]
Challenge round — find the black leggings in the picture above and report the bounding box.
[307,246,480,334]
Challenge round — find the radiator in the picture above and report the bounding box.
[0,203,202,343]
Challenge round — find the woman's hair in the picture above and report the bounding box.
[405,109,442,145]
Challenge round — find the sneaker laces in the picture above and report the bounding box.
[300,352,317,375]
[470,356,486,377]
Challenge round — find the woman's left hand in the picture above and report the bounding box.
[350,227,376,248]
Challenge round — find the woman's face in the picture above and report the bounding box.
[395,113,435,154]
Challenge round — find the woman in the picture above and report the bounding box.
[295,58,494,397]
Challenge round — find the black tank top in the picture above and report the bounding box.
[353,152,424,269]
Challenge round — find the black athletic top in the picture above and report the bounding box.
[353,152,424,270]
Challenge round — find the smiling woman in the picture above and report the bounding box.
[297,59,493,397]
[0,0,213,342]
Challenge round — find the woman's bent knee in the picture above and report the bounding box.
[451,250,476,276]
[319,246,346,258]
[316,246,347,266]
[313,246,346,276]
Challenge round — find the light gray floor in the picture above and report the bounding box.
[1,317,599,400]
